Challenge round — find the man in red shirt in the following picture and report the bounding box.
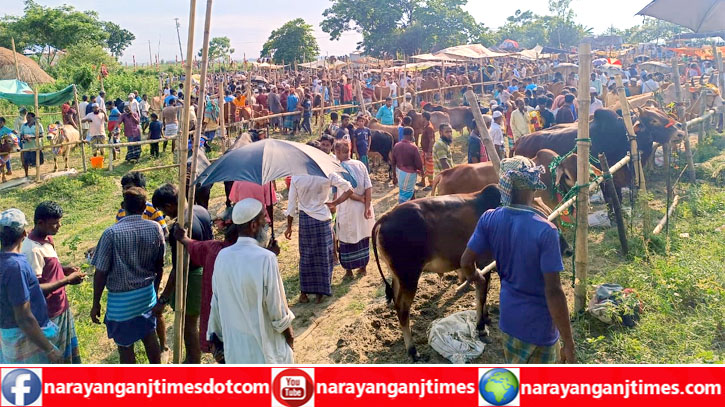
[391,127,423,203]
[21,201,86,363]
[417,111,436,190]
[170,211,237,362]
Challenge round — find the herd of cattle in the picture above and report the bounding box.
[370,104,684,360]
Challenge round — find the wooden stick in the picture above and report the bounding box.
[34,89,40,182]
[652,195,680,235]
[614,74,646,194]
[438,62,444,104]
[73,85,87,172]
[599,153,628,256]
[219,76,226,148]
[456,153,632,295]
[671,59,696,183]
[464,90,500,173]
[173,0,197,365]
[136,163,182,173]
[698,93,706,144]
[94,136,177,148]
[11,37,20,80]
[574,42,591,312]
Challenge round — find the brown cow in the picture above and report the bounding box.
[407,110,450,144]
[372,184,571,360]
[418,76,440,103]
[430,149,574,212]
[367,118,400,138]
[422,105,477,135]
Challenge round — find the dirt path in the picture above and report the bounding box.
[272,134,510,364]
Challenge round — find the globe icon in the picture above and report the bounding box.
[479,368,519,406]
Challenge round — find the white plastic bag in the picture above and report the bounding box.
[428,310,486,364]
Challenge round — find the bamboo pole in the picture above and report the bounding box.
[73,85,87,172]
[135,163,180,173]
[574,42,591,313]
[671,59,696,183]
[94,136,178,148]
[185,0,214,255]
[464,90,500,173]
[698,92,706,144]
[173,0,197,365]
[599,153,627,256]
[479,59,485,98]
[652,195,680,235]
[34,89,40,182]
[318,86,327,134]
[438,62,444,104]
[11,38,21,80]
[219,76,226,148]
[614,75,646,194]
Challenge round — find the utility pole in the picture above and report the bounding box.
[148,40,153,66]
[175,17,184,62]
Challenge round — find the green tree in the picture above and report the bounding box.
[261,19,319,64]
[321,0,485,57]
[198,36,235,62]
[623,18,690,44]
[0,0,109,66]
[103,22,135,58]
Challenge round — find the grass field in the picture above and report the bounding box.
[1,128,724,364]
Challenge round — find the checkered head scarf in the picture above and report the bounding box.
[498,156,547,206]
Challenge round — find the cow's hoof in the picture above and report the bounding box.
[477,324,490,340]
[476,315,491,331]
[407,346,421,361]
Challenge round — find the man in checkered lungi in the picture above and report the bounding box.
[460,157,576,364]
[285,168,353,304]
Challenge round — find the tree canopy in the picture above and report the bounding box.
[199,36,235,62]
[321,0,486,57]
[261,19,319,64]
[0,0,135,65]
[104,22,136,58]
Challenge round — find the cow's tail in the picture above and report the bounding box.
[371,219,394,304]
[431,173,441,196]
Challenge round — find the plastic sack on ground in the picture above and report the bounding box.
[587,283,642,327]
[428,310,485,364]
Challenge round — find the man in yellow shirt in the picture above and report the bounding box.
[510,99,530,142]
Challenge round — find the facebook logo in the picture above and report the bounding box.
[1,369,42,406]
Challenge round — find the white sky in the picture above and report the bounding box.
[3,0,656,63]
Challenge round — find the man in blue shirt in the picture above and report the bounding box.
[352,115,371,170]
[375,97,395,125]
[0,208,63,364]
[460,157,576,364]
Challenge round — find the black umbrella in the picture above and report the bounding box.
[194,139,343,187]
[638,0,725,33]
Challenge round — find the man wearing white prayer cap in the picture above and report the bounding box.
[207,198,295,363]
[588,86,603,116]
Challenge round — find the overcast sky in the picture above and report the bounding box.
[4,0,656,64]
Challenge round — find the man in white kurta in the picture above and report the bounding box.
[207,199,295,364]
[333,142,375,278]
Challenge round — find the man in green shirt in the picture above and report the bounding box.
[433,123,453,176]
[19,112,44,178]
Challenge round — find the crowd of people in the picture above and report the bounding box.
[3,43,719,365]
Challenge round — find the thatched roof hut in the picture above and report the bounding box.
[0,47,55,85]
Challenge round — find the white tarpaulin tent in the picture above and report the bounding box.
[518,45,554,60]
[412,44,509,62]
[298,60,348,69]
